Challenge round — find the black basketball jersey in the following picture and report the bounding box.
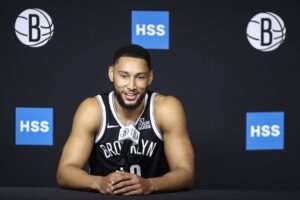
[89,91,169,178]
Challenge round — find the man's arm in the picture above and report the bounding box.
[56,97,118,194]
[110,95,195,195]
[150,95,195,192]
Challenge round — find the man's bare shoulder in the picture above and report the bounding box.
[79,97,100,110]
[154,93,185,127]
[154,93,183,111]
[72,97,102,133]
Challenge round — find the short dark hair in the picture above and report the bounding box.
[112,44,151,70]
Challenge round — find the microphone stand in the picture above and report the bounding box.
[119,140,132,171]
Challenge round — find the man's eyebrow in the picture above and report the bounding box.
[136,72,148,75]
[117,70,129,74]
[117,71,148,75]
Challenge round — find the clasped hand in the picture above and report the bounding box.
[98,170,152,195]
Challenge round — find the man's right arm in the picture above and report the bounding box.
[56,97,113,193]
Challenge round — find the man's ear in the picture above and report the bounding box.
[108,66,114,82]
[148,70,153,85]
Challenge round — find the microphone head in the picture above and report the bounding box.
[118,121,140,145]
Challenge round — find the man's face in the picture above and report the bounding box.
[109,57,153,110]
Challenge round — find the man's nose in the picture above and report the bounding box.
[127,77,136,90]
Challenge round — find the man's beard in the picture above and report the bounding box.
[114,89,147,110]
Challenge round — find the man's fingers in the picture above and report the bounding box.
[108,171,127,185]
[115,170,130,176]
[122,190,141,196]
[111,172,133,185]
[106,172,147,195]
[111,179,133,191]
[113,184,140,195]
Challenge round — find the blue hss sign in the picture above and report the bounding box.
[16,107,53,146]
[132,11,169,49]
[246,112,284,150]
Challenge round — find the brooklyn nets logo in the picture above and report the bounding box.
[120,128,129,137]
[131,129,139,140]
[15,8,54,47]
[246,12,286,52]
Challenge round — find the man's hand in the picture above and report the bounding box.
[94,172,119,194]
[101,170,153,195]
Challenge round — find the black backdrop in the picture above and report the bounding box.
[0,0,299,190]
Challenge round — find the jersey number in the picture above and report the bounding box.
[130,165,141,176]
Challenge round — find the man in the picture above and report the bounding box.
[57,44,195,195]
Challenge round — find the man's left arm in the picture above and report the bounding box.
[110,95,195,195]
[149,95,195,192]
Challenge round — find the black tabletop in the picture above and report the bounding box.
[0,187,299,200]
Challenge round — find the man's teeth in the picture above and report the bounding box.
[125,93,137,100]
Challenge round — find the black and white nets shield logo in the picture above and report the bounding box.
[15,8,54,47]
[246,12,286,52]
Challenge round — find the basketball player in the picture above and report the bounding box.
[57,44,195,195]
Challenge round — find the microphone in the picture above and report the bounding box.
[118,121,140,171]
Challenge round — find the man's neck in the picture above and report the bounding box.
[113,95,145,124]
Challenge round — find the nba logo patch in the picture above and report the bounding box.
[246,112,284,151]
[131,11,169,49]
[16,107,53,146]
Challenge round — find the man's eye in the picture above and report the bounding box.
[120,74,127,78]
[138,76,145,80]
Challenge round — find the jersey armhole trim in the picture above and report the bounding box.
[95,95,106,143]
[150,93,163,141]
